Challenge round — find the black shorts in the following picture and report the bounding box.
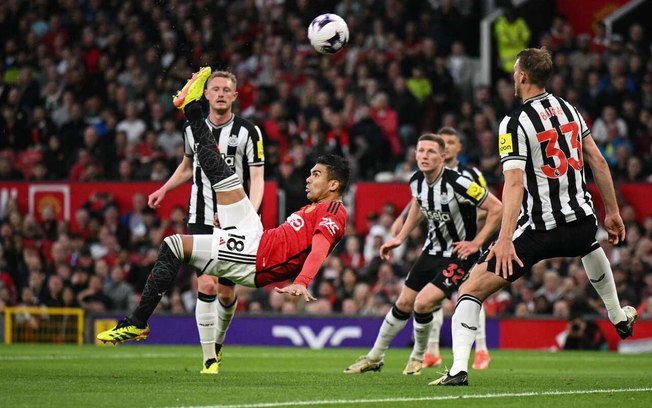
[480,215,600,282]
[404,253,479,298]
[187,223,236,287]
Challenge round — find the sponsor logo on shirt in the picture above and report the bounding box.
[319,217,339,236]
[422,209,451,222]
[499,133,513,154]
[287,213,305,231]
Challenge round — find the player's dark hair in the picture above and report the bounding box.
[316,154,350,194]
[516,47,553,87]
[417,133,445,151]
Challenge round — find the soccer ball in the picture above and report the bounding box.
[307,13,349,54]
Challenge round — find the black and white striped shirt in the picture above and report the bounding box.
[183,114,265,226]
[451,162,487,188]
[410,168,488,257]
[499,91,594,238]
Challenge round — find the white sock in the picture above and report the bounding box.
[581,248,626,324]
[216,297,238,344]
[410,312,433,361]
[475,306,488,352]
[450,295,482,375]
[427,307,444,355]
[368,306,410,361]
[196,293,217,362]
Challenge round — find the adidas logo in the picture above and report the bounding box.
[589,273,605,283]
[461,322,478,331]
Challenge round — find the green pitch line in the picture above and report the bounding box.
[1,345,651,408]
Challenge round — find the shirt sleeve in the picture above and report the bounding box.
[450,172,488,207]
[293,233,331,287]
[573,106,591,139]
[314,203,346,245]
[246,124,265,165]
[499,113,528,166]
[183,123,194,157]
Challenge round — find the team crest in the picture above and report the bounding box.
[227,134,239,147]
[440,192,451,205]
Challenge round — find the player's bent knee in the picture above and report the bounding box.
[198,275,218,294]
[395,298,415,313]
[163,235,184,260]
[413,300,434,314]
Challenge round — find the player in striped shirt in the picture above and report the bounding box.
[147,69,264,374]
[344,134,502,375]
[432,47,637,386]
[390,127,493,370]
[98,71,349,365]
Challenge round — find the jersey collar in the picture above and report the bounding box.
[206,113,235,129]
[425,166,445,186]
[522,91,549,105]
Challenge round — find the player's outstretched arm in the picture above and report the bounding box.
[582,136,626,244]
[381,198,422,260]
[149,156,194,208]
[274,233,331,301]
[390,202,411,236]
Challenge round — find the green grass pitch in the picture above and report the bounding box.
[1,344,651,407]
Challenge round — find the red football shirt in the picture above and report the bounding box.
[255,200,347,287]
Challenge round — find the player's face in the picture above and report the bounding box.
[441,134,461,165]
[305,163,337,202]
[204,77,238,115]
[416,140,444,174]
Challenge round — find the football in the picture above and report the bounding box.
[307,13,349,54]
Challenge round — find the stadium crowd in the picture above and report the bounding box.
[1,0,651,322]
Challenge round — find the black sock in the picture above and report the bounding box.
[184,101,203,127]
[184,101,236,186]
[130,243,181,326]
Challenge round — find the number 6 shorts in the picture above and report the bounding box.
[189,226,263,288]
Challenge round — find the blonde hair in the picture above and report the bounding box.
[207,71,237,88]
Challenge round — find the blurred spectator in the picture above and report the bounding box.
[494,4,531,75]
[103,265,136,312]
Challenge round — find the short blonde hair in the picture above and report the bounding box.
[207,71,237,88]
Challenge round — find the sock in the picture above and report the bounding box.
[450,295,482,375]
[427,306,444,355]
[129,237,183,326]
[475,306,488,352]
[184,101,240,191]
[196,292,217,362]
[410,311,433,361]
[184,101,204,124]
[581,248,626,324]
[216,297,238,344]
[367,306,411,361]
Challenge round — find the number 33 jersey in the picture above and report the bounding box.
[498,91,595,236]
[255,201,347,286]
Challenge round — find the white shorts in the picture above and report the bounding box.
[189,198,263,288]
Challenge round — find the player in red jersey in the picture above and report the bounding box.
[98,75,349,349]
